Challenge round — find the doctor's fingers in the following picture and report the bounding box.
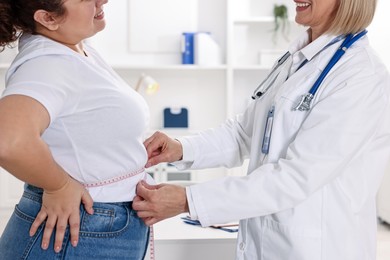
[133,199,160,219]
[144,217,162,226]
[144,131,166,154]
[135,181,160,203]
[133,195,148,209]
[143,131,160,147]
[136,211,164,226]
[148,143,183,168]
[136,208,157,219]
[144,132,173,155]
[137,215,161,226]
[142,181,165,191]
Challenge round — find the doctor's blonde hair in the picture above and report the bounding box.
[328,0,377,35]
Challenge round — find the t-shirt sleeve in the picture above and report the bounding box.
[2,56,78,124]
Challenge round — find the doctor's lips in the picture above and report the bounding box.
[295,1,311,11]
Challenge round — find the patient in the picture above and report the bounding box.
[0,0,152,259]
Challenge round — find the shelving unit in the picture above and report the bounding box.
[91,0,305,122]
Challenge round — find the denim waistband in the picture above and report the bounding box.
[23,183,133,208]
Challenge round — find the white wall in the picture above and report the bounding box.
[369,0,390,70]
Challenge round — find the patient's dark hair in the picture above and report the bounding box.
[0,0,65,50]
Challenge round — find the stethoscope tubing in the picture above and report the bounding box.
[251,52,291,100]
[308,30,367,96]
[252,30,368,112]
[260,30,368,154]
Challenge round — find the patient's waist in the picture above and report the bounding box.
[82,168,158,203]
[86,171,155,203]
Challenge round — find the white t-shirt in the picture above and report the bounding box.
[3,34,152,202]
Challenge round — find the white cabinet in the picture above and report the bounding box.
[92,0,303,117]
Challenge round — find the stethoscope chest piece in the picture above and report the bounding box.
[293,93,313,111]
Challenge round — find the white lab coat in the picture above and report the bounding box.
[176,31,390,260]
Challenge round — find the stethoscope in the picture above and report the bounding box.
[255,30,368,155]
[252,30,368,111]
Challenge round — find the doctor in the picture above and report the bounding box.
[134,0,390,259]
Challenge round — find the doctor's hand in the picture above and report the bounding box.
[29,177,94,253]
[144,131,183,168]
[133,181,189,226]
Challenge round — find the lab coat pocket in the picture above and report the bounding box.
[271,95,309,146]
[261,217,321,260]
[276,73,315,128]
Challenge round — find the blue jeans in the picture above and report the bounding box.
[0,184,149,260]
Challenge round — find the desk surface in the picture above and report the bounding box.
[153,214,238,241]
[148,214,238,260]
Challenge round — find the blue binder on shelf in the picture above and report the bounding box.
[163,107,188,128]
[181,32,195,64]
